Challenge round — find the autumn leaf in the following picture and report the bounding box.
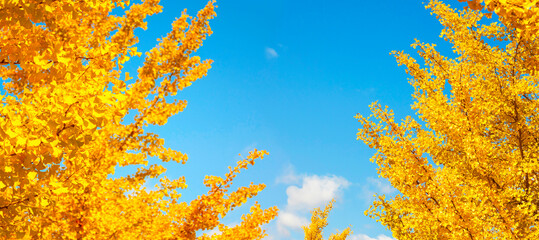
[0,0,277,239]
[357,1,539,239]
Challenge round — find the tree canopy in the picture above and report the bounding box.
[356,0,539,239]
[3,0,539,239]
[0,1,277,239]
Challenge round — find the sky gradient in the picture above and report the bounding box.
[117,1,469,239]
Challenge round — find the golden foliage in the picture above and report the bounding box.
[303,200,351,240]
[459,0,539,73]
[356,0,539,239]
[0,0,277,239]
[459,0,539,36]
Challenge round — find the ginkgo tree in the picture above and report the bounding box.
[356,0,539,239]
[302,200,351,240]
[0,0,278,239]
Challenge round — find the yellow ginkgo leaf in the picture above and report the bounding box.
[27,172,37,181]
[40,198,49,207]
[42,61,54,70]
[57,55,70,65]
[52,187,69,195]
[27,139,41,147]
[33,55,49,67]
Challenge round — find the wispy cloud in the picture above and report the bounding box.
[349,234,396,240]
[360,177,397,203]
[198,221,239,238]
[142,179,159,193]
[265,47,278,59]
[275,164,300,185]
[235,143,259,161]
[239,143,258,156]
[200,228,221,238]
[366,177,396,195]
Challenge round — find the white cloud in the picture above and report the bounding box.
[271,169,397,240]
[274,167,350,239]
[286,175,350,211]
[276,211,309,236]
[349,234,395,240]
[265,47,278,59]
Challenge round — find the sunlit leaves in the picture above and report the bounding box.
[303,200,352,240]
[357,0,539,239]
[0,0,277,239]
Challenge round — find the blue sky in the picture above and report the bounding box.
[119,0,468,239]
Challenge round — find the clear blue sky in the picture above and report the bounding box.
[118,0,468,239]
